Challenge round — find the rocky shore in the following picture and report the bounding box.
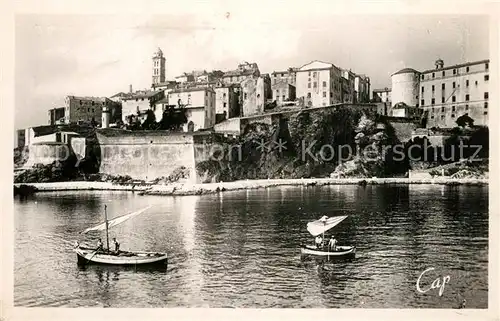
[14,177,488,197]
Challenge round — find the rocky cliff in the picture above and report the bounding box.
[196,106,408,183]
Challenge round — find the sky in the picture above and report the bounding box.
[15,13,489,130]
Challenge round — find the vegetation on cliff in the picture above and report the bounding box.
[195,107,408,182]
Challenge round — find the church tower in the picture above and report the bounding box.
[152,47,166,85]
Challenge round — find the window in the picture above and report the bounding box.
[442,83,445,90]
[475,80,478,85]
[308,78,311,82]
[313,82,317,88]
[453,69,457,75]
[484,102,488,108]
[484,92,489,99]
[442,71,445,76]
[441,115,445,120]
[307,93,311,98]
[484,111,488,115]
[432,73,435,79]
[431,115,435,119]
[282,95,286,100]
[313,72,317,77]
[452,96,456,102]
[92,101,95,106]
[441,107,445,112]
[323,92,326,97]
[466,66,470,72]
[330,92,333,97]
[87,108,90,112]
[308,83,311,88]
[465,94,470,101]
[223,93,226,97]
[79,100,82,105]
[452,106,456,112]
[441,97,445,103]
[323,81,327,87]
[244,93,247,99]
[453,82,456,88]
[421,86,424,93]
[308,72,311,76]
[466,80,469,87]
[465,104,469,110]
[421,75,424,80]
[485,75,489,81]
[486,63,489,70]
[431,98,435,105]
[421,99,425,106]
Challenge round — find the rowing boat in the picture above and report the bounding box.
[300,215,356,259]
[74,205,168,267]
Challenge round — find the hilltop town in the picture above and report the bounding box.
[14,48,490,188]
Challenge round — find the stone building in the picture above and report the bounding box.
[175,72,195,83]
[121,90,165,125]
[354,74,371,103]
[215,84,240,121]
[167,87,216,132]
[372,87,392,103]
[240,76,268,117]
[222,62,260,85]
[48,107,66,125]
[271,68,298,86]
[64,96,120,126]
[391,59,490,127]
[271,80,296,105]
[295,60,344,107]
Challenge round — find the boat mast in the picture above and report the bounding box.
[104,205,110,251]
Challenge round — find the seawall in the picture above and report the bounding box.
[96,129,213,183]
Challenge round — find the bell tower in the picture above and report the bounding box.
[152,47,166,85]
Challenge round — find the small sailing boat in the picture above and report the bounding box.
[300,215,355,259]
[74,205,168,266]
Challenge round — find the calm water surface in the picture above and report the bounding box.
[14,185,488,308]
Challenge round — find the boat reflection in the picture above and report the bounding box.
[77,262,168,274]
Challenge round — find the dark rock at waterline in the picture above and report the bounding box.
[14,184,38,197]
[358,180,368,186]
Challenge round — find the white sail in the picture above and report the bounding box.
[82,205,153,234]
[306,215,348,237]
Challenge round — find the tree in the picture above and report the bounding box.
[158,106,188,131]
[141,109,157,130]
[456,113,474,128]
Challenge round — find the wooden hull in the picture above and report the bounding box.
[300,245,356,258]
[75,247,168,266]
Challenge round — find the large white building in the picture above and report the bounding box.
[167,87,216,132]
[391,59,490,127]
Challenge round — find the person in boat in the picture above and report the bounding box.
[315,235,323,249]
[329,235,337,252]
[96,238,103,252]
[74,240,80,249]
[113,237,120,254]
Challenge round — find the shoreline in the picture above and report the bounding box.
[14,177,488,196]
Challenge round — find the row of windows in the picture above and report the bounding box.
[422,92,489,106]
[79,100,103,106]
[422,75,489,93]
[430,111,488,120]
[430,102,488,114]
[422,63,489,80]
[75,108,97,113]
[306,92,335,98]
